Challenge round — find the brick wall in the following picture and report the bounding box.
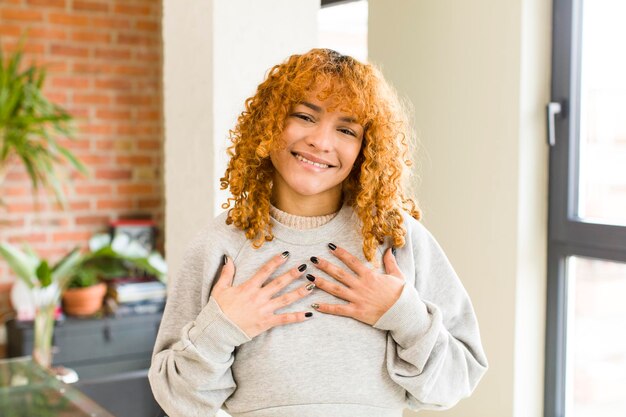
[0,0,164,299]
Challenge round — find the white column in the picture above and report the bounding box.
[163,0,319,285]
[368,1,551,417]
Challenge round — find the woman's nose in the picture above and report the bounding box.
[305,122,335,151]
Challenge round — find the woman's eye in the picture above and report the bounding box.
[294,113,314,122]
[339,128,357,137]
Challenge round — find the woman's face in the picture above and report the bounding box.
[270,87,364,213]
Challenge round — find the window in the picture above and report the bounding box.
[318,0,367,62]
[545,1,626,416]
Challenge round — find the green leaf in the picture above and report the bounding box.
[36,260,52,287]
[0,242,37,288]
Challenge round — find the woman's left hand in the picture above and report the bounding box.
[309,244,405,326]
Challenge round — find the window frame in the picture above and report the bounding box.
[545,0,626,416]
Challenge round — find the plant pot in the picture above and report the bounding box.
[62,282,107,316]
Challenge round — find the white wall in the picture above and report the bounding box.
[368,1,552,416]
[163,0,319,285]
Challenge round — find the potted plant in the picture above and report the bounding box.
[0,242,82,368]
[62,233,167,317]
[0,37,87,210]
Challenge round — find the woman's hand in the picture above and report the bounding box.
[309,245,405,326]
[211,252,315,338]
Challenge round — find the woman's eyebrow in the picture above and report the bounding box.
[300,101,358,124]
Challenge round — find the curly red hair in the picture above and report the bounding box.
[220,48,421,262]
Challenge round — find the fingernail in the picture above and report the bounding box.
[391,247,397,257]
[306,283,316,291]
[311,303,320,310]
[306,274,315,282]
[282,251,290,258]
[305,312,313,318]
[328,243,337,250]
[310,256,319,264]
[222,254,228,265]
[298,263,307,272]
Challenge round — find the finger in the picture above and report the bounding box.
[327,243,371,277]
[311,302,354,318]
[268,281,316,310]
[245,251,290,288]
[308,275,352,302]
[383,247,404,279]
[213,254,235,291]
[262,263,307,294]
[310,256,358,287]
[269,311,314,328]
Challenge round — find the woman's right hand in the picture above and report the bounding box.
[210,252,315,338]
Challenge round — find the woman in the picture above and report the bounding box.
[149,48,487,417]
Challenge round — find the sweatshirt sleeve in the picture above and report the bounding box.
[373,220,488,410]
[148,221,251,417]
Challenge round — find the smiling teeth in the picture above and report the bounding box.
[295,154,330,168]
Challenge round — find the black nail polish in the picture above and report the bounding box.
[305,312,313,318]
[298,264,307,272]
[328,243,337,250]
[222,254,228,265]
[392,247,397,257]
[310,256,319,264]
[281,251,290,258]
[306,274,315,282]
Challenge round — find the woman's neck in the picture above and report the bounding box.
[271,185,343,217]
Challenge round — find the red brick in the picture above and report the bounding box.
[73,93,111,105]
[50,76,89,88]
[75,154,112,165]
[44,91,68,104]
[115,95,152,106]
[138,198,161,209]
[117,33,157,46]
[49,12,90,26]
[75,215,110,225]
[135,51,161,62]
[0,25,22,37]
[95,169,132,180]
[113,65,146,76]
[116,125,157,135]
[95,78,132,90]
[75,184,113,195]
[73,62,115,74]
[8,234,47,244]
[97,199,134,210]
[57,138,90,150]
[95,47,131,60]
[3,187,30,197]
[114,3,150,16]
[78,123,113,135]
[28,27,68,41]
[118,184,153,195]
[137,110,161,121]
[52,231,92,242]
[3,42,45,54]
[95,109,131,120]
[50,44,89,58]
[31,217,71,227]
[137,139,161,150]
[1,9,44,22]
[73,0,109,12]
[27,0,66,7]
[116,155,152,165]
[91,16,131,29]
[136,20,159,32]
[71,31,111,43]
[36,60,69,73]
[51,200,91,212]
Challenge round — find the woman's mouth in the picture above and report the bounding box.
[292,152,334,169]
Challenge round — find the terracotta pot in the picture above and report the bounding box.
[62,282,107,316]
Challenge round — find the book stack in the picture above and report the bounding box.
[106,277,166,317]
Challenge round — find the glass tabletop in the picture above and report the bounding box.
[0,356,114,417]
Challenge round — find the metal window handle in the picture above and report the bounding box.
[547,102,562,146]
